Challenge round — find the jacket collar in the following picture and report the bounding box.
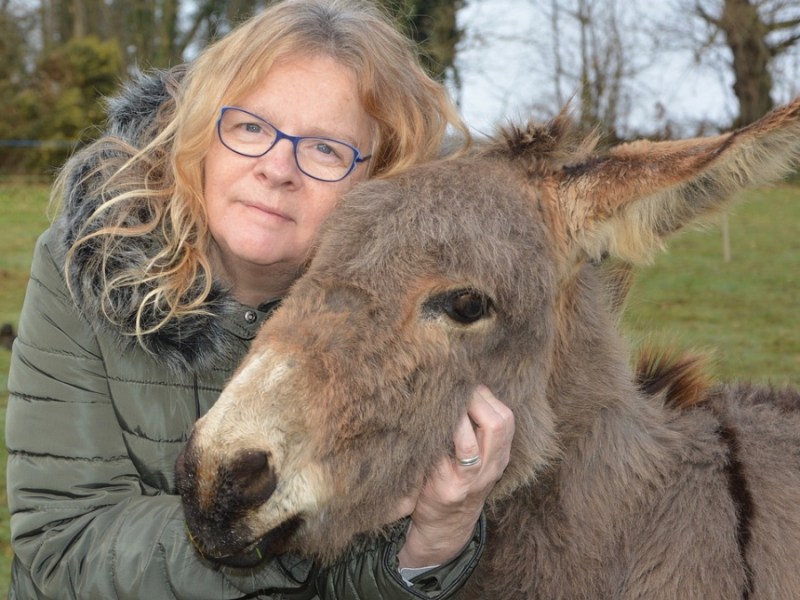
[54,68,279,374]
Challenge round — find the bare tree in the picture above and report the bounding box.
[534,0,652,140]
[679,0,800,125]
[454,0,660,138]
[575,0,625,134]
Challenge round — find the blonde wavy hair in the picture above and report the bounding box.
[55,0,468,340]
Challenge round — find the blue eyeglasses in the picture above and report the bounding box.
[216,106,372,182]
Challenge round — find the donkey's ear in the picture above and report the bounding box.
[560,97,800,263]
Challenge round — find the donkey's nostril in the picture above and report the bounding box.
[232,448,269,473]
[227,449,277,506]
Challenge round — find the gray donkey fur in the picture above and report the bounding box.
[176,98,800,599]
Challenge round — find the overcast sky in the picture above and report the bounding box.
[453,0,800,137]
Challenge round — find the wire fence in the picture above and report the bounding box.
[0,140,76,148]
[0,140,78,181]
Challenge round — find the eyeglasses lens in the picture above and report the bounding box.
[218,107,359,182]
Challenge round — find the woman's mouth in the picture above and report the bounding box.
[243,201,293,222]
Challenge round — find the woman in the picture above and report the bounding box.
[6,0,514,598]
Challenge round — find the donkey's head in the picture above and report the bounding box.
[175,100,800,566]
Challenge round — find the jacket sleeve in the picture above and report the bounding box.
[5,231,312,599]
[315,516,485,599]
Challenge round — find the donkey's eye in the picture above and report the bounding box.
[424,289,493,324]
[447,291,487,323]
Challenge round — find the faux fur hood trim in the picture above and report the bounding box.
[54,67,246,374]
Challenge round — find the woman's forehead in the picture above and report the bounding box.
[233,54,373,146]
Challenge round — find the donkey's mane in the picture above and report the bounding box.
[635,345,715,410]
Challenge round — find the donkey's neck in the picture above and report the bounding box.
[548,263,642,438]
[537,262,681,532]
[472,266,684,597]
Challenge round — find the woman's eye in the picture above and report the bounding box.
[242,122,263,134]
[314,142,341,159]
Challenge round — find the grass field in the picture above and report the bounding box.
[623,186,800,387]
[0,182,798,592]
[1,182,52,592]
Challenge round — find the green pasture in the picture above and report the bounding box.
[0,183,798,592]
[1,183,52,592]
[623,186,799,387]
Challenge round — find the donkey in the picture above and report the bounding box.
[176,98,800,598]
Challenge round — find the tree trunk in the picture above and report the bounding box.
[718,0,774,126]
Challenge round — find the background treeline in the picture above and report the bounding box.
[0,0,798,176]
[0,0,463,175]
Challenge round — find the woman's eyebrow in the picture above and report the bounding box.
[239,105,366,147]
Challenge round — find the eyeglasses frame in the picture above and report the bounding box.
[216,105,372,183]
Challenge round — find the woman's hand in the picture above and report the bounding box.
[397,385,514,569]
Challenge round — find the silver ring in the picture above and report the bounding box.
[457,455,481,468]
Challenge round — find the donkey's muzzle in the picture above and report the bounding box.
[175,435,280,565]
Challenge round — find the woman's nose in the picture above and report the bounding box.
[255,139,302,184]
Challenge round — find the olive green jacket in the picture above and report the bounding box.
[5,70,483,599]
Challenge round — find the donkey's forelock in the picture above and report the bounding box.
[490,107,602,174]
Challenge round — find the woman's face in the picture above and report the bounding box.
[203,54,373,298]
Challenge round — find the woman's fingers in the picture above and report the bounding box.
[453,405,481,468]
[397,386,514,569]
[453,385,514,480]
